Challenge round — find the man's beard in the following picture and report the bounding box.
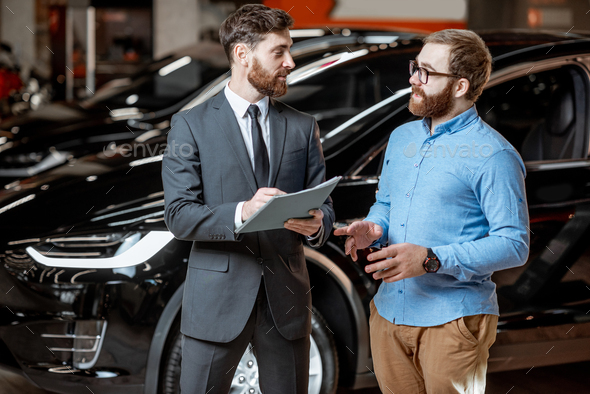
[247,56,290,98]
[408,80,455,119]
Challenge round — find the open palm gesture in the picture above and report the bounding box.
[334,221,383,261]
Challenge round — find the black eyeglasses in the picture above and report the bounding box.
[409,60,462,84]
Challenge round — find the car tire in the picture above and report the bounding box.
[159,319,182,394]
[158,307,338,394]
[309,306,339,394]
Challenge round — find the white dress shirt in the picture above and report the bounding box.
[224,82,271,171]
[224,83,270,229]
[224,82,323,243]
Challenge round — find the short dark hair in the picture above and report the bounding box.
[424,29,492,102]
[219,4,294,65]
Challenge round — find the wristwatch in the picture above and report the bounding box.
[423,248,440,273]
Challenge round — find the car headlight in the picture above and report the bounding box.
[24,231,174,269]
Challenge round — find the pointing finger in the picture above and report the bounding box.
[334,226,349,236]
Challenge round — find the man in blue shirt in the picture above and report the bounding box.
[335,30,530,393]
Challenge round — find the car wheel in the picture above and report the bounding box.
[159,319,182,394]
[231,306,338,394]
[159,307,338,394]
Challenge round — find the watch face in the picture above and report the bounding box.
[425,258,439,272]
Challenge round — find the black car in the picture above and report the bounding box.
[0,41,229,182]
[0,30,406,184]
[2,30,590,394]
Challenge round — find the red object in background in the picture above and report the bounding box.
[48,6,67,101]
[0,69,23,99]
[265,0,336,27]
[49,8,60,35]
[264,0,466,32]
[72,49,86,78]
[528,8,543,28]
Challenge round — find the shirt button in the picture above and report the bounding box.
[398,290,403,294]
[414,163,419,168]
[406,193,410,197]
[257,258,263,265]
[400,223,405,227]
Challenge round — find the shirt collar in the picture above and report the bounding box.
[422,105,479,136]
[224,81,270,120]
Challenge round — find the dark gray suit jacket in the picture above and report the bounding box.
[162,91,334,343]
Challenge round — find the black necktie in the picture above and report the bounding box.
[247,104,269,188]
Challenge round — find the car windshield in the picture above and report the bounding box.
[80,42,229,112]
[280,43,419,150]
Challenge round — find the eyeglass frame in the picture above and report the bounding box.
[409,60,462,84]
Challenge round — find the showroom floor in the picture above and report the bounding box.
[341,361,590,393]
[0,369,54,394]
[2,361,590,393]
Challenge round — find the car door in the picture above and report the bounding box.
[478,57,590,310]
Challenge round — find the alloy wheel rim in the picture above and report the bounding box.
[230,334,323,394]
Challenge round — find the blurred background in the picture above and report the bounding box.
[1,0,590,114]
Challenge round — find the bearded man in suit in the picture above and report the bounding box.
[162,4,334,393]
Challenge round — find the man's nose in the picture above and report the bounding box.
[283,52,295,69]
[409,71,421,86]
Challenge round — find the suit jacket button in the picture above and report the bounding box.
[257,258,263,265]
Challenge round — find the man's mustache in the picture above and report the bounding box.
[277,69,291,78]
[412,86,424,96]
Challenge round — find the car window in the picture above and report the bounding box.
[83,42,229,112]
[87,59,226,110]
[478,65,588,162]
[321,98,415,180]
[280,46,420,141]
[349,142,387,177]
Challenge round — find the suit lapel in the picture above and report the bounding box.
[268,100,286,187]
[213,92,258,194]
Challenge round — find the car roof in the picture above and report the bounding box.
[292,29,590,59]
[477,29,590,57]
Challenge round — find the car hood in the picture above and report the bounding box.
[0,102,99,136]
[0,102,119,159]
[0,136,167,245]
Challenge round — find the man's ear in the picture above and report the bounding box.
[455,78,470,99]
[233,43,250,67]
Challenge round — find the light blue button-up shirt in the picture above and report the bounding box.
[365,105,530,326]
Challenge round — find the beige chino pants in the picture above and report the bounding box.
[369,299,498,394]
